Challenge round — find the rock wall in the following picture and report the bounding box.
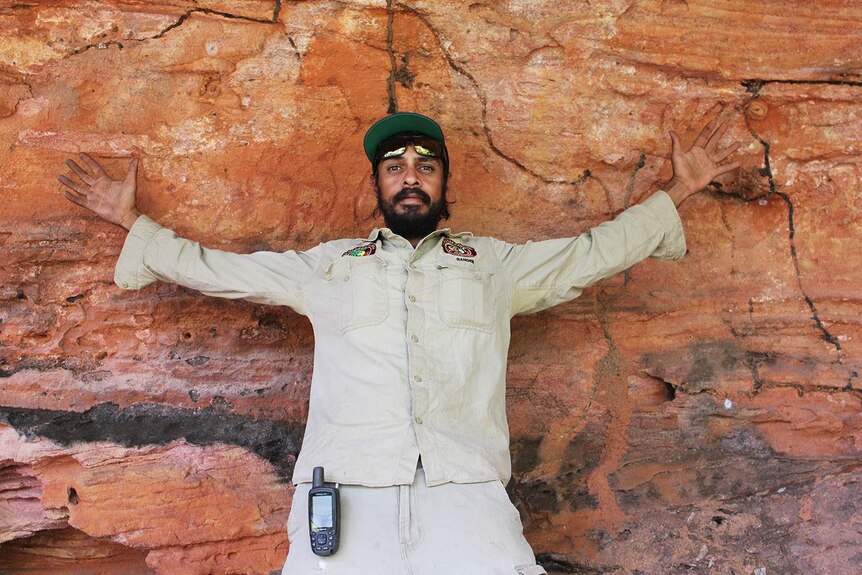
[1,1,860,574]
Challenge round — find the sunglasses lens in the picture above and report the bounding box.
[382,146,408,159]
[377,135,444,160]
[413,144,437,157]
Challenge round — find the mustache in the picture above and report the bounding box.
[393,188,431,205]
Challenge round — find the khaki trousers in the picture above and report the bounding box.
[281,463,547,575]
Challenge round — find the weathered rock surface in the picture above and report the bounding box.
[1,1,860,573]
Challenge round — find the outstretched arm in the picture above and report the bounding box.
[496,109,748,315]
[662,112,742,207]
[58,153,142,230]
[57,153,324,314]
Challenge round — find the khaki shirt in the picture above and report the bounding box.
[115,191,685,487]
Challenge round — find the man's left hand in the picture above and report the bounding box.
[665,111,743,207]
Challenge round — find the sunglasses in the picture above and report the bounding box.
[376,134,447,163]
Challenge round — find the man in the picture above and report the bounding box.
[59,111,741,574]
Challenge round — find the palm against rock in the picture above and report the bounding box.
[669,115,741,197]
[58,153,141,230]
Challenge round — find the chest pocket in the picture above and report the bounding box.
[326,256,389,333]
[436,265,499,333]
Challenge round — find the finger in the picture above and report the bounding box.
[705,120,731,151]
[59,179,86,199]
[65,159,95,185]
[714,141,741,162]
[63,190,88,208]
[123,157,138,185]
[79,152,109,178]
[669,130,683,153]
[60,181,86,198]
[57,174,89,195]
[714,160,742,176]
[694,116,720,148]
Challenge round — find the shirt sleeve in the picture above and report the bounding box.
[113,214,324,316]
[489,190,687,316]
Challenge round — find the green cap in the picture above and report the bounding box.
[363,112,445,163]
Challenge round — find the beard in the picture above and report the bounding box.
[376,187,447,240]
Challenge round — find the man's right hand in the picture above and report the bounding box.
[58,153,142,230]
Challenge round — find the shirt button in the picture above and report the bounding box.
[411,334,419,342]
[121,282,129,288]
[415,416,423,424]
[414,375,422,382]
[342,275,350,282]
[408,295,416,302]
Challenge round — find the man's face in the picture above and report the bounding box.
[375,144,446,239]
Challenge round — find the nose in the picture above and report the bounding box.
[401,165,420,186]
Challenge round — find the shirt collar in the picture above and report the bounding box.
[366,228,473,243]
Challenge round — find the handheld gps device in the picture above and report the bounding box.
[308,466,340,556]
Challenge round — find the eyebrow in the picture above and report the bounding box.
[381,156,441,165]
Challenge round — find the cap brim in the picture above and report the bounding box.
[363,112,445,162]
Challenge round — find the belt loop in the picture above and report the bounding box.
[398,484,411,546]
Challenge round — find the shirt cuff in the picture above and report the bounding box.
[114,214,164,289]
[639,190,687,260]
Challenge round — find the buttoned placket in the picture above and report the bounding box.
[378,230,451,477]
[376,233,426,464]
[405,237,433,439]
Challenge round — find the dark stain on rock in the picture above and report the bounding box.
[0,358,65,378]
[256,312,286,330]
[564,430,604,475]
[0,403,304,480]
[185,355,210,366]
[508,430,603,517]
[394,55,415,89]
[514,477,562,513]
[249,241,275,253]
[535,553,605,574]
[718,427,776,459]
[684,341,742,392]
[511,436,542,475]
[642,340,748,395]
[586,528,614,550]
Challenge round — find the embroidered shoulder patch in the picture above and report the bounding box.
[442,238,477,258]
[342,243,377,257]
